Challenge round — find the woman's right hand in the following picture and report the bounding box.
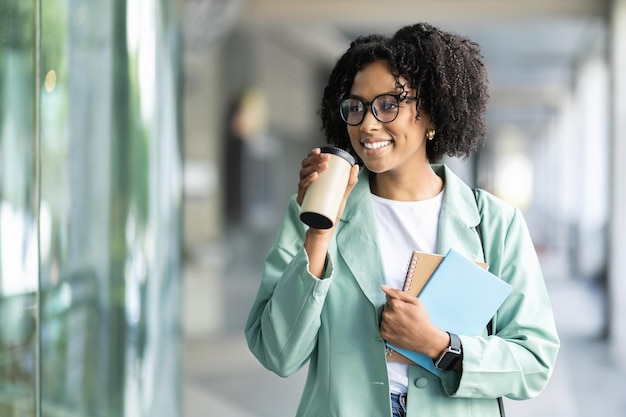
[297,148,330,206]
[298,147,359,278]
[297,148,359,228]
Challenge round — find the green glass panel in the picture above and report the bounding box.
[39,0,183,416]
[1,0,183,416]
[0,1,39,417]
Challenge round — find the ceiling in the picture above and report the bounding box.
[187,0,609,138]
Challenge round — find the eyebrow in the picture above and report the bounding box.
[347,92,400,101]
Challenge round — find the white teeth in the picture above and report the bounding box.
[363,141,391,150]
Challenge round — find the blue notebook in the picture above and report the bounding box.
[387,248,512,376]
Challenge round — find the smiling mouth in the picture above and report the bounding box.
[362,140,392,150]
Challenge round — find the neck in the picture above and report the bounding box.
[370,165,444,201]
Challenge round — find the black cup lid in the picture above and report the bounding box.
[319,146,356,166]
[300,212,333,229]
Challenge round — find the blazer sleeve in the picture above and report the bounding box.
[244,196,333,377]
[442,196,560,400]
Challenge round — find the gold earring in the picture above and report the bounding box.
[426,129,436,140]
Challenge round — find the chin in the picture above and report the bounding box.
[361,161,388,174]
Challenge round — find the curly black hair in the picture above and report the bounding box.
[320,23,489,163]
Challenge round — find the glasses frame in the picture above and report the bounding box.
[339,93,417,126]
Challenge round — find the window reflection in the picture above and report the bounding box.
[0,1,39,416]
[1,1,183,416]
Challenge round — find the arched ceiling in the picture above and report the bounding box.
[189,0,609,138]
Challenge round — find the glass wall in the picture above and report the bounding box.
[0,1,39,415]
[0,0,183,416]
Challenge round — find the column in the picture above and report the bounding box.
[609,0,626,371]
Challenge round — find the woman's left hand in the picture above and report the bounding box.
[380,286,449,359]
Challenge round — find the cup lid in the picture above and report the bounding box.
[319,146,356,165]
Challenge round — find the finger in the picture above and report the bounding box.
[298,155,330,187]
[300,149,330,171]
[381,285,418,304]
[343,164,360,196]
[331,163,359,222]
[297,149,331,204]
[381,285,402,299]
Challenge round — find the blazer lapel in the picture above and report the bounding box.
[336,169,387,308]
[434,165,486,263]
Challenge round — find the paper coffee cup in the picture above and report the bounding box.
[300,146,356,229]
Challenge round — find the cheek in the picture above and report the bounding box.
[397,116,427,141]
[347,126,360,144]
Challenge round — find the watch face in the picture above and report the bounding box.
[435,351,459,370]
[435,333,462,370]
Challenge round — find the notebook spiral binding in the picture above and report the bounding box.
[402,252,419,292]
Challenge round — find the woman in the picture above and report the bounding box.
[245,22,559,417]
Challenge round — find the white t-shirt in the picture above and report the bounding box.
[371,189,444,394]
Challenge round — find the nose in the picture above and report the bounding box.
[359,107,380,132]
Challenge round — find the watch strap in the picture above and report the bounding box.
[434,332,462,370]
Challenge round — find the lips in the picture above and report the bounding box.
[362,140,392,150]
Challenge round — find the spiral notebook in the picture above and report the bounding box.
[385,249,510,376]
[386,250,485,364]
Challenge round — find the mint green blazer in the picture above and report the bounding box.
[245,164,560,417]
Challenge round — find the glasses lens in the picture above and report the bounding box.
[372,95,400,123]
[340,99,364,125]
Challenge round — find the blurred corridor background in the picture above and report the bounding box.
[2,0,626,416]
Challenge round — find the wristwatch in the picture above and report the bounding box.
[434,332,462,371]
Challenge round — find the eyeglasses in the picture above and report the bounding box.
[339,93,417,126]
